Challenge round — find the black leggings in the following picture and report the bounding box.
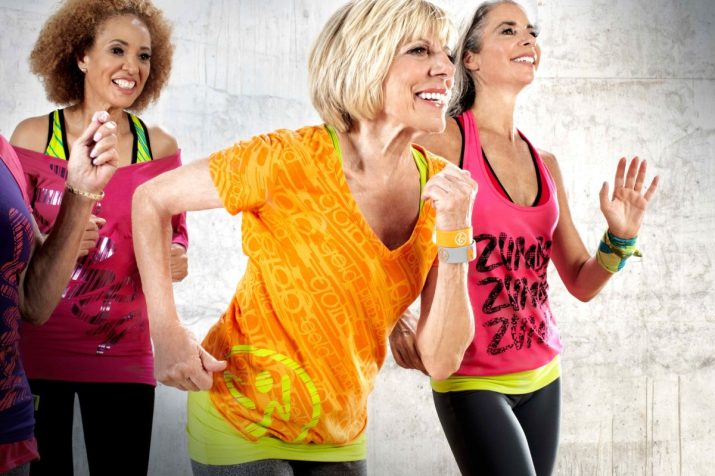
[28,379,155,476]
[433,378,560,476]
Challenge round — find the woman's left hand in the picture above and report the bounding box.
[599,157,659,238]
[423,165,478,230]
[77,214,105,258]
[170,243,188,282]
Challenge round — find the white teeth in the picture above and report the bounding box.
[417,91,450,104]
[113,79,136,89]
[513,56,535,64]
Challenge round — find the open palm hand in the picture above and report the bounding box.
[599,157,659,239]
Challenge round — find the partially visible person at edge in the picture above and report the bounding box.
[132,0,477,474]
[1,114,117,476]
[9,1,188,475]
[389,1,660,475]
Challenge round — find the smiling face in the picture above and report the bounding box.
[379,33,455,135]
[464,3,540,92]
[78,14,152,109]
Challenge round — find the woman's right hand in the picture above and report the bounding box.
[66,111,119,195]
[389,309,427,374]
[422,165,477,230]
[153,321,227,391]
[131,158,226,392]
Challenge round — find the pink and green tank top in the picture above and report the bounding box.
[435,110,562,391]
[45,109,153,163]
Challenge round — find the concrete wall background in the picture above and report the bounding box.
[1,0,713,474]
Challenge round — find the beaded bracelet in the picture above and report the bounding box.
[65,183,104,201]
[596,230,641,273]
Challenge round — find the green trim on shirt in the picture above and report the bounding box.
[187,391,367,465]
[129,113,152,163]
[431,355,561,395]
[45,110,67,159]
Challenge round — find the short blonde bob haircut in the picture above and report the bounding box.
[309,0,454,133]
[30,0,173,112]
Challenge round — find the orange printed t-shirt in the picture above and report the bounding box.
[203,125,446,446]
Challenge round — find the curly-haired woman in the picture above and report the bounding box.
[10,1,188,474]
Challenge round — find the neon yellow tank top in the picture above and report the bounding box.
[45,109,153,163]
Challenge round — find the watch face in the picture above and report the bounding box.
[438,248,450,262]
[454,231,469,246]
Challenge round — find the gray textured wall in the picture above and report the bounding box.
[1,0,713,474]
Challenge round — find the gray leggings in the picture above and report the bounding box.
[191,459,367,476]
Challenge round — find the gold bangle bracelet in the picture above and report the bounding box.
[65,183,104,201]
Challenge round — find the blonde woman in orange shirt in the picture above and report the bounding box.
[133,1,476,473]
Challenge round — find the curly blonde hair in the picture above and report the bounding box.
[30,0,173,112]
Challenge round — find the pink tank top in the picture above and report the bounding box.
[456,110,562,376]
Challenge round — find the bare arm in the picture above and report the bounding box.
[147,125,189,282]
[19,112,118,323]
[414,166,477,380]
[132,158,226,391]
[415,262,474,380]
[391,122,470,378]
[545,152,659,301]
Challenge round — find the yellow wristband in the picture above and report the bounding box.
[435,227,472,248]
[65,183,104,201]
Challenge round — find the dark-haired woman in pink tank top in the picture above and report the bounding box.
[390,1,660,474]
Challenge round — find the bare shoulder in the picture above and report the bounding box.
[538,149,570,205]
[538,149,563,181]
[10,114,50,152]
[147,124,179,159]
[415,117,462,166]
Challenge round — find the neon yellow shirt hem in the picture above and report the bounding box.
[431,355,561,395]
[187,391,367,465]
